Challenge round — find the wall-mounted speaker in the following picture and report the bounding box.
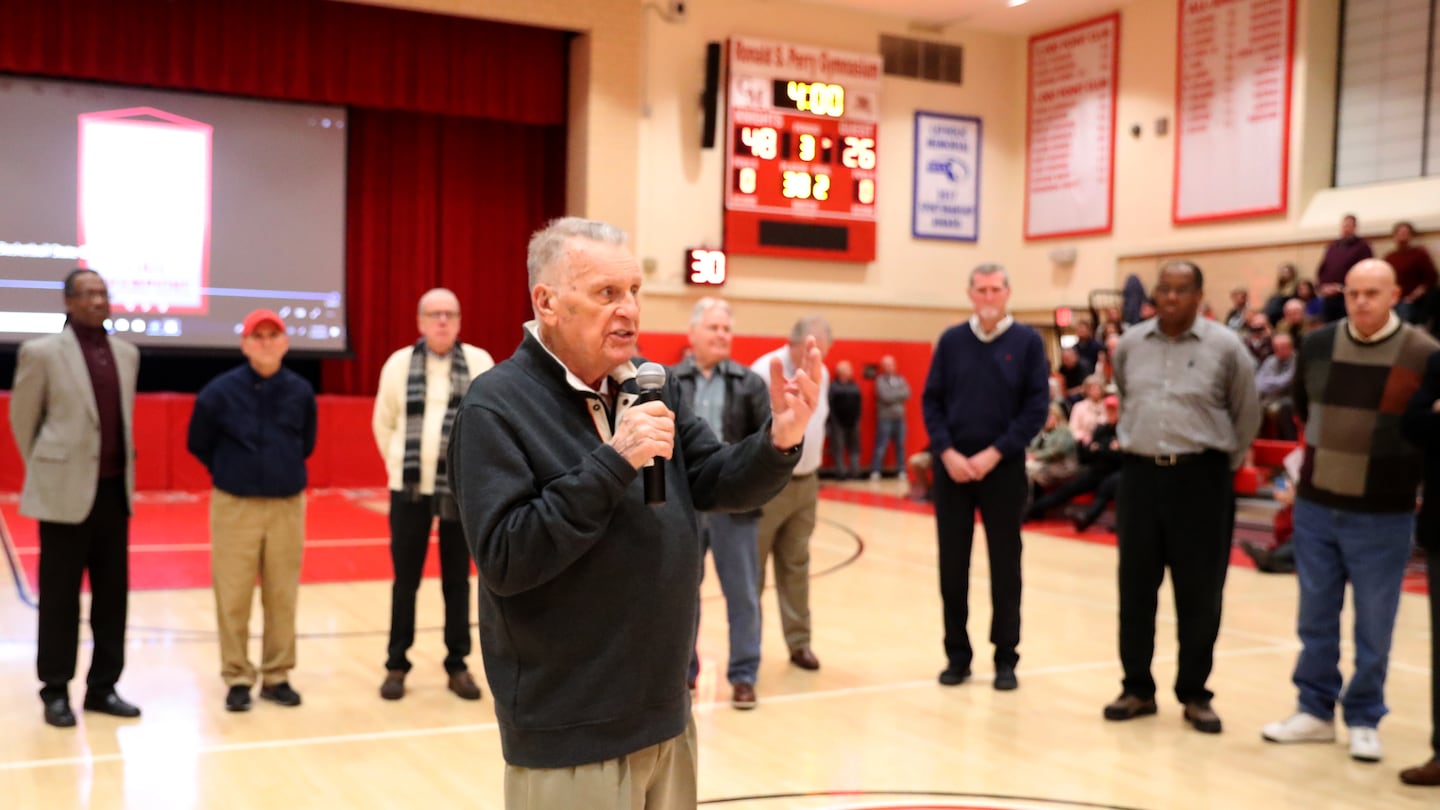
[700,41,721,149]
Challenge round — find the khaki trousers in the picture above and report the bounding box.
[504,717,697,810]
[756,473,819,651]
[210,490,305,687]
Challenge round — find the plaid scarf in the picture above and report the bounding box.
[401,338,469,520]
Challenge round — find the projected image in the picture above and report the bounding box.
[0,76,348,352]
[79,107,213,315]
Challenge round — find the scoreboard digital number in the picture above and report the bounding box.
[724,38,882,263]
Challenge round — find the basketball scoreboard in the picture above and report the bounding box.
[724,38,882,263]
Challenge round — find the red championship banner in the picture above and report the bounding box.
[1024,14,1119,240]
[1173,0,1295,223]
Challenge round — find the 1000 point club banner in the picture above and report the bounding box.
[723,37,881,263]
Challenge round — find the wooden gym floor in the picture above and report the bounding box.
[0,481,1434,809]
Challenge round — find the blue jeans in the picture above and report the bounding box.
[1290,498,1414,728]
[688,512,762,686]
[871,417,906,473]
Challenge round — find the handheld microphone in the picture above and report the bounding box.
[635,362,667,506]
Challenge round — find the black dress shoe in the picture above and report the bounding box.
[938,666,971,686]
[260,682,302,707]
[993,666,1019,691]
[43,697,76,728]
[83,691,141,718]
[226,685,252,712]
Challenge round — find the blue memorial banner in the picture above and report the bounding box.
[912,112,980,242]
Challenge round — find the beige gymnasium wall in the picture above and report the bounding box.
[350,0,1440,338]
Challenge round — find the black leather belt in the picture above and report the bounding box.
[1127,451,1217,467]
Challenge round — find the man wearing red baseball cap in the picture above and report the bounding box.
[188,308,317,713]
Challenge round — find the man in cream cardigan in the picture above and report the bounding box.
[372,288,493,701]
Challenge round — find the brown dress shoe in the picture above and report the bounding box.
[789,648,820,670]
[730,682,757,710]
[448,670,483,701]
[1103,693,1158,721]
[1183,700,1223,734]
[380,670,406,701]
[1401,758,1440,786]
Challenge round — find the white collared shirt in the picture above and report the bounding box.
[969,314,1015,343]
[1345,312,1402,344]
[524,321,638,440]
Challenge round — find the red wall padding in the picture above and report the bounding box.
[2,336,938,492]
[639,334,936,471]
[2,391,387,493]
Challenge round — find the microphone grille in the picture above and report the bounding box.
[636,361,667,390]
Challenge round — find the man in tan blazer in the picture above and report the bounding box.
[9,268,141,728]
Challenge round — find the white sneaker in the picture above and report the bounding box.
[1261,712,1336,743]
[1348,726,1382,762]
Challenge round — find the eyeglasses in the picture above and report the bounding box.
[421,310,459,321]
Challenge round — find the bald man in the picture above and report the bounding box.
[373,288,494,702]
[1263,259,1439,764]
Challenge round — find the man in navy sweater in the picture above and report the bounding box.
[447,218,820,809]
[922,263,1050,691]
[188,308,316,713]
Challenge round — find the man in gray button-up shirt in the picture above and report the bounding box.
[1104,259,1260,735]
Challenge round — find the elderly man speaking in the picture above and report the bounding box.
[447,217,821,810]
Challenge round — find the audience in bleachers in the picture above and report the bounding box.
[1386,221,1438,326]
[1224,286,1250,331]
[1068,376,1107,445]
[1072,318,1103,368]
[1255,333,1298,441]
[1024,395,1123,532]
[1057,346,1092,402]
[1242,312,1274,363]
[1025,404,1078,492]
[1263,262,1300,325]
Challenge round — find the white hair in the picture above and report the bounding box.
[526,217,628,287]
[690,297,733,328]
[969,263,1010,289]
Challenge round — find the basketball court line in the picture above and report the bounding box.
[0,640,1295,774]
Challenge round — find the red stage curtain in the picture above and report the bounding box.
[0,0,570,394]
[328,110,566,395]
[0,0,567,125]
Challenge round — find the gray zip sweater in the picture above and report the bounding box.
[448,330,798,768]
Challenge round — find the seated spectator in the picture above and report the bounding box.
[1069,375,1107,444]
[1224,287,1249,330]
[1024,395,1123,531]
[1263,263,1300,325]
[906,451,933,502]
[1256,333,1298,440]
[1386,221,1438,324]
[1027,404,1078,492]
[1095,334,1121,385]
[1058,346,1092,401]
[1242,480,1295,574]
[1240,453,1301,574]
[1242,312,1274,364]
[1276,298,1309,343]
[1073,318,1103,368]
[1048,374,1071,419]
[1295,279,1322,321]
[1101,320,1123,341]
[1138,298,1156,320]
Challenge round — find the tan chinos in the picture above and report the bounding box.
[210,489,305,687]
[504,717,697,810]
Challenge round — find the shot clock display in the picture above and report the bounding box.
[724,38,882,262]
